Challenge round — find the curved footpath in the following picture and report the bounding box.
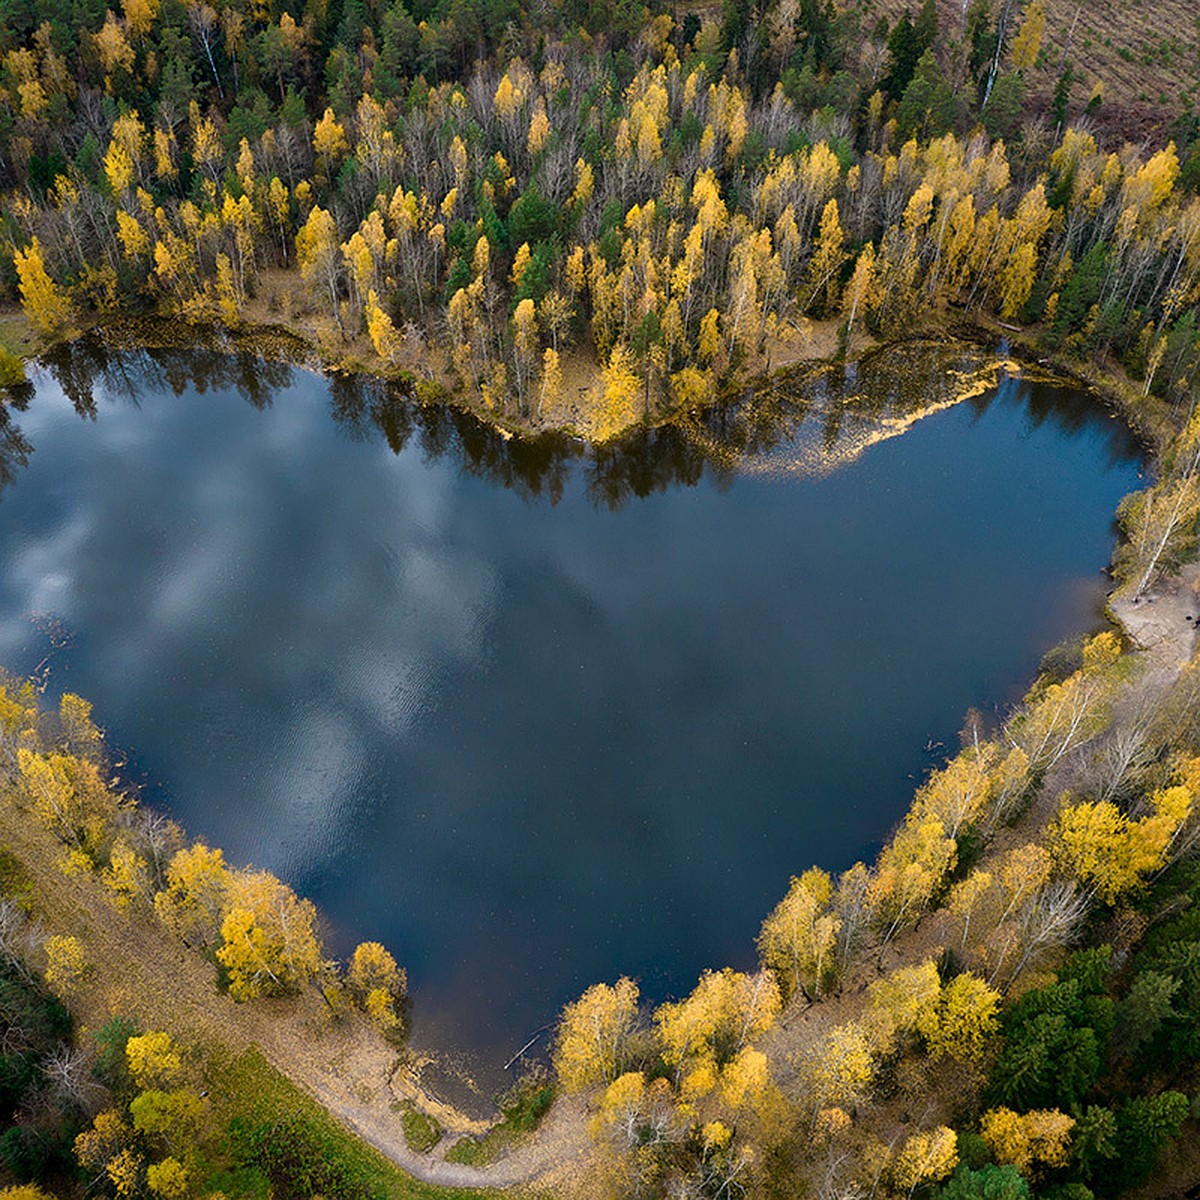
[307,1073,591,1190]
[0,785,591,1194]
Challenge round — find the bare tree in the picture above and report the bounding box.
[43,1044,104,1113]
[982,0,1021,109]
[1080,679,1171,804]
[992,880,1090,990]
[119,808,184,893]
[186,0,225,99]
[0,897,36,977]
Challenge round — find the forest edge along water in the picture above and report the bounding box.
[0,333,1145,1123]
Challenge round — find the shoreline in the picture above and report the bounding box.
[6,582,1192,1197]
[0,310,1181,1195]
[0,769,592,1193]
[7,304,1160,460]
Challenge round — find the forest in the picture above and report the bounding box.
[0,0,1198,433]
[4,0,1200,1197]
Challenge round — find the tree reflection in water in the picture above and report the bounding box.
[16,331,1141,516]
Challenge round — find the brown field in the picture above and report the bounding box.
[855,0,1199,143]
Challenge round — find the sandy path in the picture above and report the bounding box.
[0,798,590,1193]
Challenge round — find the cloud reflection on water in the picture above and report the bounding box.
[0,334,1146,1077]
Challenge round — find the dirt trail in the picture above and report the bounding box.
[0,801,590,1193]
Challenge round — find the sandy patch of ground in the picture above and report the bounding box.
[1110,563,1200,673]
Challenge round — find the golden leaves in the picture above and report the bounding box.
[13,238,73,337]
[44,934,87,997]
[553,977,641,1092]
[981,1107,1074,1174]
[215,871,322,1000]
[757,868,840,1001]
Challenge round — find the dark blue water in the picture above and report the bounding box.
[0,338,1142,1082]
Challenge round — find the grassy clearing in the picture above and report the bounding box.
[445,1082,557,1168]
[0,307,37,384]
[0,348,25,388]
[207,1046,488,1200]
[402,1108,443,1153]
[0,845,33,909]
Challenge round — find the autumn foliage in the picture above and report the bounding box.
[0,673,397,1015]
[1,0,1197,435]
